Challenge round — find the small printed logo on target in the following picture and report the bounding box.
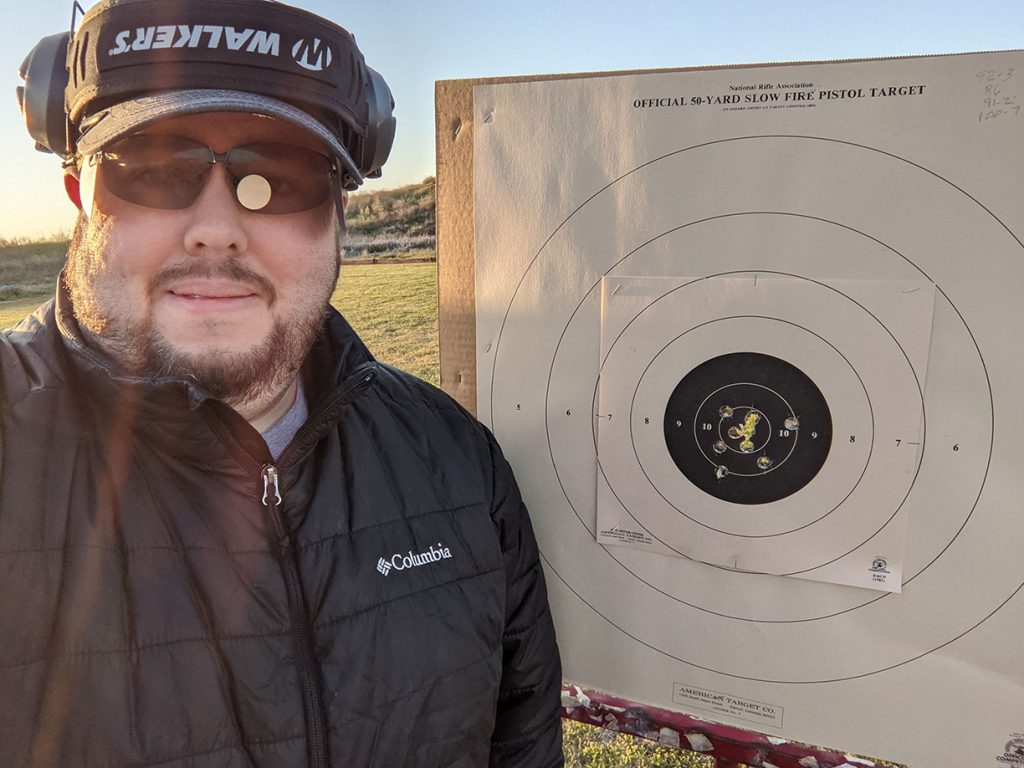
[869,556,891,584]
[997,736,1024,765]
[377,543,453,576]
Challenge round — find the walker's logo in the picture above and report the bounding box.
[997,736,1024,765]
[376,543,453,576]
[108,26,281,57]
[292,37,333,71]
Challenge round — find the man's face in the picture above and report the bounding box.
[66,111,341,407]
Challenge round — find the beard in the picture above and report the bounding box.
[64,213,339,411]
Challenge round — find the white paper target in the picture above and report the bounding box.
[594,274,934,592]
[473,52,1024,768]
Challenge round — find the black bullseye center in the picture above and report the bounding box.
[663,352,832,504]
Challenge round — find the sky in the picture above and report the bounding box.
[1,0,1021,240]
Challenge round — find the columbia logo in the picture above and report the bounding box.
[292,37,333,71]
[377,543,453,576]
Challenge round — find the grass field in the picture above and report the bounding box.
[333,262,439,384]
[0,295,46,330]
[563,721,714,767]
[0,241,68,301]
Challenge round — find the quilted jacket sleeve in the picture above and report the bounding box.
[487,435,564,768]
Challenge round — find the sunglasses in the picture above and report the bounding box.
[85,134,339,215]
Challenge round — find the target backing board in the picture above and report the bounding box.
[464,51,1024,768]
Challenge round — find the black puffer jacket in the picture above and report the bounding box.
[0,287,563,767]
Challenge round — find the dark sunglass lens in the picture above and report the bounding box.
[93,137,335,214]
[228,143,334,214]
[99,135,211,209]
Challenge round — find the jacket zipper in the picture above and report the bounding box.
[262,464,328,768]
[278,367,377,467]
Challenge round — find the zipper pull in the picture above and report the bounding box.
[262,465,282,506]
[261,465,292,550]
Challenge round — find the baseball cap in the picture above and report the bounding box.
[63,0,394,189]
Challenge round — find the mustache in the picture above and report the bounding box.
[148,260,277,304]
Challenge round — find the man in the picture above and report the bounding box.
[3,0,563,765]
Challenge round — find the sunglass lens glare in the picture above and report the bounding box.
[228,144,333,214]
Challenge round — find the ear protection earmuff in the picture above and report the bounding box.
[363,67,397,182]
[16,31,72,159]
